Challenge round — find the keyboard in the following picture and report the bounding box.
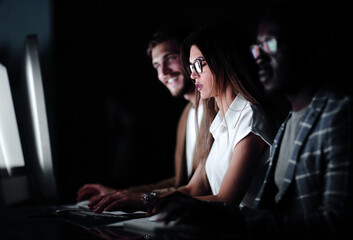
[76,200,90,211]
[123,215,198,237]
[56,209,146,227]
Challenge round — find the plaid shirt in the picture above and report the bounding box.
[245,86,353,237]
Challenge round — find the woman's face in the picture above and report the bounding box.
[189,45,215,99]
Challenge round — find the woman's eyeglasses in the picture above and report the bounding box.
[189,58,207,74]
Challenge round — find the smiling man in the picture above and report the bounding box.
[76,29,206,213]
[151,38,186,97]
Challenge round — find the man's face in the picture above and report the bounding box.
[254,21,297,96]
[151,40,185,97]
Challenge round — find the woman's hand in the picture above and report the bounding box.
[88,190,145,213]
[76,184,116,202]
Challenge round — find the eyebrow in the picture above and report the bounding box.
[257,35,276,43]
[189,57,205,64]
[153,52,178,66]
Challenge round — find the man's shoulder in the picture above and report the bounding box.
[182,102,193,112]
[307,85,352,134]
[311,85,352,114]
[177,102,193,128]
[316,85,352,103]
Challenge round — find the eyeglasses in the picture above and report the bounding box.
[250,37,277,59]
[189,58,207,74]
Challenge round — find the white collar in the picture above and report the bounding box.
[210,95,249,136]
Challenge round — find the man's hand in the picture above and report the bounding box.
[76,184,115,202]
[88,190,145,213]
[148,192,244,232]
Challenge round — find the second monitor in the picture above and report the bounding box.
[18,34,57,203]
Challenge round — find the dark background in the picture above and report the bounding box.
[52,0,268,203]
[0,0,351,204]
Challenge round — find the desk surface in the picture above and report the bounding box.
[0,205,145,240]
[0,205,237,240]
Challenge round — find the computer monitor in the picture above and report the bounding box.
[17,34,57,203]
[0,63,31,207]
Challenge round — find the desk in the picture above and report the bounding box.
[88,225,238,240]
[0,206,237,240]
[0,205,144,240]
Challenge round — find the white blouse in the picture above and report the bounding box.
[205,95,274,207]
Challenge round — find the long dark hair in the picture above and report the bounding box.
[181,23,278,162]
[181,23,266,108]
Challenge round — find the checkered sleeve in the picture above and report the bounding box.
[322,96,353,216]
[244,94,353,238]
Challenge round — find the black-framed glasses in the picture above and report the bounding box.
[250,37,277,59]
[189,58,207,74]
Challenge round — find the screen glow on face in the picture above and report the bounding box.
[250,37,277,59]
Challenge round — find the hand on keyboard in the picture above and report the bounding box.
[89,190,145,214]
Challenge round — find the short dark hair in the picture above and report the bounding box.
[260,2,329,83]
[146,28,188,58]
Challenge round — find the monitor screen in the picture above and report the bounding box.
[0,63,31,206]
[18,34,57,202]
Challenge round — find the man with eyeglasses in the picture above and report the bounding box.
[147,3,353,239]
[76,29,206,213]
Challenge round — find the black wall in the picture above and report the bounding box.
[52,0,270,203]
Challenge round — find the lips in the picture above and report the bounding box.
[195,83,203,91]
[258,66,273,84]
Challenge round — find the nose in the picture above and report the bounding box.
[190,70,199,81]
[254,48,271,67]
[161,62,171,75]
[255,55,264,66]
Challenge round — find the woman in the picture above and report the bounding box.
[168,23,278,207]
